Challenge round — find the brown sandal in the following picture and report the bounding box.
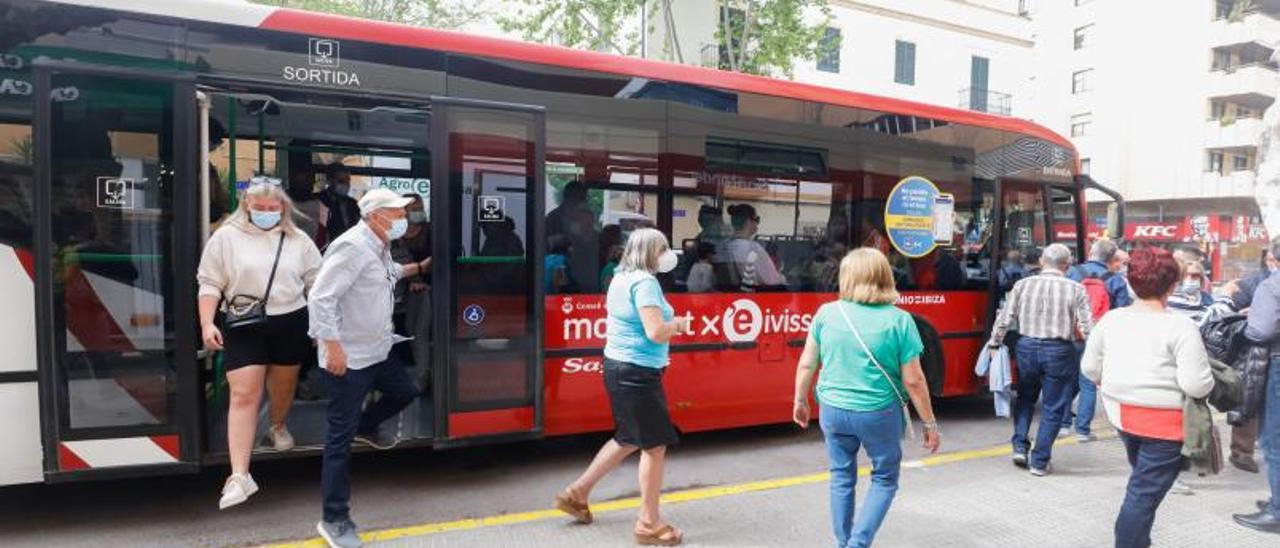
[634,523,683,546]
[554,489,593,524]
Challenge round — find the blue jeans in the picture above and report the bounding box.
[321,355,419,523]
[1076,375,1098,435]
[820,403,903,548]
[1115,432,1182,548]
[1262,357,1280,516]
[1012,337,1076,469]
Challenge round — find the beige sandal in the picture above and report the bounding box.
[554,489,593,524]
[634,523,683,546]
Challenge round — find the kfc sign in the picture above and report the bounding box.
[1126,223,1181,241]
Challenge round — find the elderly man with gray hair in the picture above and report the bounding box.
[989,243,1095,476]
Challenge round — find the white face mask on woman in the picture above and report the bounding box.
[657,249,679,273]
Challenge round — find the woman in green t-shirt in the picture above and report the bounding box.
[792,247,941,548]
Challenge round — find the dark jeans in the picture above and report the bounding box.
[321,355,418,523]
[1263,357,1280,516]
[1012,337,1077,469]
[1115,432,1183,548]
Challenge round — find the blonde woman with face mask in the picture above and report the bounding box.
[197,181,322,510]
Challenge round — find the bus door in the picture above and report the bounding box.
[430,98,546,445]
[32,62,201,480]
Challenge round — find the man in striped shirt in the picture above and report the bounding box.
[988,243,1094,476]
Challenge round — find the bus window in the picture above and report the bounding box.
[544,175,658,294]
[997,183,1049,298]
[1050,186,1081,256]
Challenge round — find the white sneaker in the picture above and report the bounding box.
[219,473,260,510]
[269,424,296,452]
[1169,479,1195,496]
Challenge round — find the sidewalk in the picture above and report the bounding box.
[360,434,1275,547]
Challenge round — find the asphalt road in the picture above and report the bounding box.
[2,397,1274,547]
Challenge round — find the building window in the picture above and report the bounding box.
[1019,0,1031,16]
[1234,155,1251,172]
[1070,113,1092,137]
[895,40,916,85]
[1071,69,1093,94]
[1075,0,1095,5]
[1212,48,1231,70]
[1215,0,1233,19]
[1080,158,1091,175]
[1208,151,1225,174]
[1073,24,1093,50]
[1238,105,1255,118]
[970,56,990,111]
[817,27,841,73]
[1210,100,1227,119]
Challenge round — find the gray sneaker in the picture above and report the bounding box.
[1012,452,1028,468]
[1029,464,1052,477]
[317,519,362,548]
[354,428,398,450]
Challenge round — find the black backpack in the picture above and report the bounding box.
[1200,314,1249,365]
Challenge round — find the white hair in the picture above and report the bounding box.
[617,228,669,274]
[1041,243,1073,270]
[1088,238,1118,263]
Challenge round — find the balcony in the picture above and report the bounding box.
[1212,12,1280,47]
[1209,64,1279,106]
[958,88,1012,116]
[1205,117,1265,149]
[1201,169,1256,198]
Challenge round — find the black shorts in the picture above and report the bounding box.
[221,307,312,371]
[603,358,679,449]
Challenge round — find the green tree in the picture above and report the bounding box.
[496,0,648,56]
[250,0,485,29]
[718,0,835,77]
[498,0,835,77]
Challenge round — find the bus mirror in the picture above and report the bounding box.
[1105,203,1120,241]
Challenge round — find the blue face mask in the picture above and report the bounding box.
[385,218,408,240]
[250,209,281,230]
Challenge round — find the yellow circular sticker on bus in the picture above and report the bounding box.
[884,176,944,259]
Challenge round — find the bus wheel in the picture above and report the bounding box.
[910,316,946,397]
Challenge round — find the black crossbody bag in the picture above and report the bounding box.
[223,233,285,331]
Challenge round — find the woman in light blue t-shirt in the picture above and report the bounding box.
[555,228,690,546]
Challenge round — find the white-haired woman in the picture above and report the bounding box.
[555,227,690,546]
[197,181,322,510]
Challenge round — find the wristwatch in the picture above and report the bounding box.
[922,420,940,433]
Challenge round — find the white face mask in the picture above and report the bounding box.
[657,249,678,273]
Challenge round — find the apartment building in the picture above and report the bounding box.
[1026,0,1278,280]
[647,0,1035,116]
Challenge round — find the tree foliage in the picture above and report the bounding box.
[496,0,649,57]
[717,0,835,77]
[498,0,835,77]
[251,0,485,29]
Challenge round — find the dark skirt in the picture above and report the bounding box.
[603,357,679,449]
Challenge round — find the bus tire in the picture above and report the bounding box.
[910,316,946,397]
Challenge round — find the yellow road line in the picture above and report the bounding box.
[263,432,1115,547]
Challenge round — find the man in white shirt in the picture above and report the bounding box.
[308,189,430,548]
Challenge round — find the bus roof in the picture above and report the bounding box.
[55,0,1076,154]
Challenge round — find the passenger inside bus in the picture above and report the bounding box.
[686,242,717,293]
[718,203,787,290]
[287,166,322,246]
[546,234,575,294]
[545,181,600,293]
[317,163,360,244]
[392,194,432,385]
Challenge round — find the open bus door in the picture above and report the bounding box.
[430,98,546,446]
[32,62,201,481]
